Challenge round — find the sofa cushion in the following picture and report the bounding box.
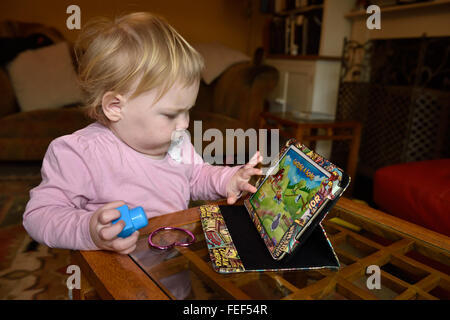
[0,107,93,161]
[194,42,250,85]
[373,159,450,236]
[6,42,83,112]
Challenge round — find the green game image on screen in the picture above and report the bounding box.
[250,148,330,246]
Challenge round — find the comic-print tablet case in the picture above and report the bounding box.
[200,139,350,273]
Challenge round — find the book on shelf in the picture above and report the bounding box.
[285,0,323,11]
[275,0,285,13]
[261,0,324,15]
[268,8,322,56]
[305,9,322,55]
[269,17,285,54]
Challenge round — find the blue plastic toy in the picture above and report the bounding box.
[112,205,148,238]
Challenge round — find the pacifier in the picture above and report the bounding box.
[167,129,188,163]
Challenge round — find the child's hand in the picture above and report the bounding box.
[89,200,139,254]
[226,151,264,205]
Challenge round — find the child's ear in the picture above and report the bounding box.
[102,91,126,122]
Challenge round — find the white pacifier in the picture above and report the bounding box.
[167,129,187,163]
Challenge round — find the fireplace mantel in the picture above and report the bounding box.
[345,0,450,19]
[347,0,450,43]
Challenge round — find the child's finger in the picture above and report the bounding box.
[100,200,126,211]
[111,231,140,252]
[98,208,122,225]
[240,181,257,194]
[244,151,261,169]
[99,220,125,241]
[117,232,139,254]
[118,244,137,255]
[240,167,263,179]
[254,152,264,165]
[227,194,238,205]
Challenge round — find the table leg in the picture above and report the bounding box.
[71,271,100,300]
[295,127,304,145]
[346,123,362,194]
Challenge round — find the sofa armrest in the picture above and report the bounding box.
[189,110,246,133]
[0,20,65,42]
[0,68,19,118]
[211,62,279,129]
[188,110,248,159]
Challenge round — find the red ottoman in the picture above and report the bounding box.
[373,159,450,236]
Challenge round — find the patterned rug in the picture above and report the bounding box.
[0,163,71,300]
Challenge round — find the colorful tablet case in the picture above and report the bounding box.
[199,139,349,273]
[200,204,339,273]
[244,139,349,260]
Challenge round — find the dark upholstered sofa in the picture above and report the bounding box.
[0,21,278,161]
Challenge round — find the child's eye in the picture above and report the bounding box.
[164,113,177,119]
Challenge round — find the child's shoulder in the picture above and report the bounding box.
[72,122,112,140]
[49,122,116,155]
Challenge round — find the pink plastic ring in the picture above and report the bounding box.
[148,227,196,250]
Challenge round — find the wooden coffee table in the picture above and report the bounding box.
[71,198,450,300]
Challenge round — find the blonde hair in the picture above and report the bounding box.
[75,12,204,125]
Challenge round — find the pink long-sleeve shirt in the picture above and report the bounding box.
[23,122,240,250]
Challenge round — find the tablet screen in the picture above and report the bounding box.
[249,145,331,247]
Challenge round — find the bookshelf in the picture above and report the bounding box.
[264,2,325,57]
[262,0,354,158]
[274,4,324,16]
[266,54,340,60]
[263,0,353,111]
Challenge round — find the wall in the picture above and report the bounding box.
[320,0,354,56]
[0,0,255,55]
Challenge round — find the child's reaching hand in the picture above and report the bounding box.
[226,151,264,205]
[89,200,140,254]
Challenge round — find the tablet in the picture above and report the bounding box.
[244,139,350,260]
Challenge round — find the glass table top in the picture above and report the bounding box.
[129,205,450,300]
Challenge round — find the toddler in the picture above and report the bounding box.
[23,12,262,255]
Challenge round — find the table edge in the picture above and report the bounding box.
[75,197,449,300]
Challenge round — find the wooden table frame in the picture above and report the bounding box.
[259,112,362,194]
[71,198,449,300]
[70,206,199,300]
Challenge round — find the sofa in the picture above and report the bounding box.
[0,20,279,162]
[373,159,450,236]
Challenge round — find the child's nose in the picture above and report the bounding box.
[176,113,189,130]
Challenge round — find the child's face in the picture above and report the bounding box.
[112,80,199,158]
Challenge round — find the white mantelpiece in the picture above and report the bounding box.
[347,0,450,43]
